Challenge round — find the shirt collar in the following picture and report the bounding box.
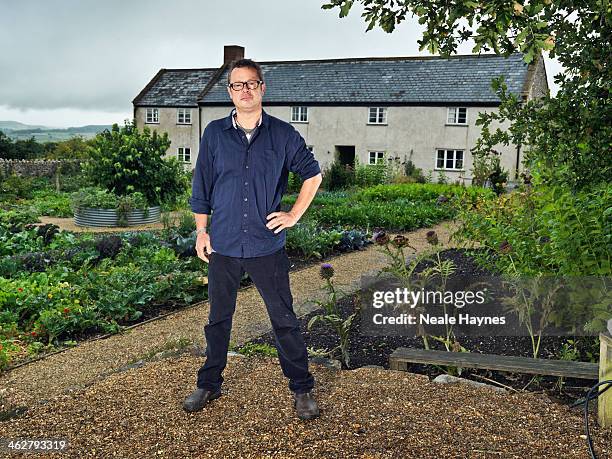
[223,108,266,130]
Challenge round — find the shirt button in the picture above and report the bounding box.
[244,198,248,202]
[244,181,248,186]
[246,165,249,169]
[243,229,247,233]
[243,213,247,217]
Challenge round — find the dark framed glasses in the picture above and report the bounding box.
[227,80,263,91]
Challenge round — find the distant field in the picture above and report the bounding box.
[0,122,113,142]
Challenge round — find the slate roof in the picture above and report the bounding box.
[133,68,218,107]
[134,53,531,107]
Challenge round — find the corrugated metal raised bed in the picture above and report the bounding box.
[74,206,161,227]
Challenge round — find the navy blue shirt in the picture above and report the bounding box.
[189,108,321,258]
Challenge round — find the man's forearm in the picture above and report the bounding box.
[289,173,322,221]
[194,213,209,232]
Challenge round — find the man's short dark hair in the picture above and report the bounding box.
[227,58,264,84]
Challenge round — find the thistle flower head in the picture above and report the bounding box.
[426,230,439,246]
[320,263,334,280]
[499,240,513,254]
[372,230,390,246]
[391,234,409,248]
[436,195,449,204]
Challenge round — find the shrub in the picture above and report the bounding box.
[457,184,611,276]
[83,122,189,206]
[321,160,354,191]
[0,173,34,200]
[287,172,304,193]
[354,159,388,188]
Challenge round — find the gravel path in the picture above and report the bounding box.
[1,220,610,457]
[1,355,609,458]
[0,222,457,413]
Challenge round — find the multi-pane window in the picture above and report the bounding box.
[436,149,464,170]
[291,106,308,122]
[447,107,467,124]
[177,147,191,163]
[145,108,159,124]
[368,107,387,124]
[177,108,192,124]
[369,151,385,165]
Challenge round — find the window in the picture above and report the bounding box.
[447,107,467,124]
[145,108,159,124]
[436,149,464,170]
[368,107,387,124]
[177,147,191,163]
[291,106,308,123]
[177,108,192,124]
[368,151,385,165]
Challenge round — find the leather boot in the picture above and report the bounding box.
[293,391,320,420]
[183,388,222,412]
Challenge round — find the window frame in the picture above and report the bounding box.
[177,146,191,163]
[367,107,387,125]
[446,107,468,125]
[145,108,159,124]
[435,149,464,171]
[291,106,309,123]
[368,150,386,165]
[177,108,192,125]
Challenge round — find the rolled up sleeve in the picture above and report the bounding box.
[285,127,321,180]
[189,127,214,214]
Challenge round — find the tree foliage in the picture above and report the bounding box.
[322,0,611,190]
[83,122,189,206]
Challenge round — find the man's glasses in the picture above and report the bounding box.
[228,80,263,91]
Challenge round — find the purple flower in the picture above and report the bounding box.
[436,195,449,204]
[426,230,439,246]
[320,263,335,280]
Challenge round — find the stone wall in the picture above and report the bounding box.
[0,158,83,178]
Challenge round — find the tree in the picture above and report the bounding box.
[48,137,92,160]
[321,0,611,190]
[0,131,14,158]
[83,121,189,206]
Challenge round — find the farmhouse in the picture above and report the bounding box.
[132,45,548,183]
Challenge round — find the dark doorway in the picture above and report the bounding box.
[335,145,355,166]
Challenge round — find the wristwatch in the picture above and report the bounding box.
[195,228,207,235]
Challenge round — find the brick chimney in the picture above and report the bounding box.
[224,45,245,65]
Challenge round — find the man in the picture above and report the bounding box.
[184,58,323,420]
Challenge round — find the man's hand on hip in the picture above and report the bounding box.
[195,232,213,263]
[266,211,299,234]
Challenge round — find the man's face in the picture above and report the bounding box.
[227,67,265,111]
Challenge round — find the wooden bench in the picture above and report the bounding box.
[389,347,599,380]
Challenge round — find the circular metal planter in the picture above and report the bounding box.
[74,206,161,227]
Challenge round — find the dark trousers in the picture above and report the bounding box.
[196,247,315,394]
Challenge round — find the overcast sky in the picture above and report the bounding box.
[0,0,562,128]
